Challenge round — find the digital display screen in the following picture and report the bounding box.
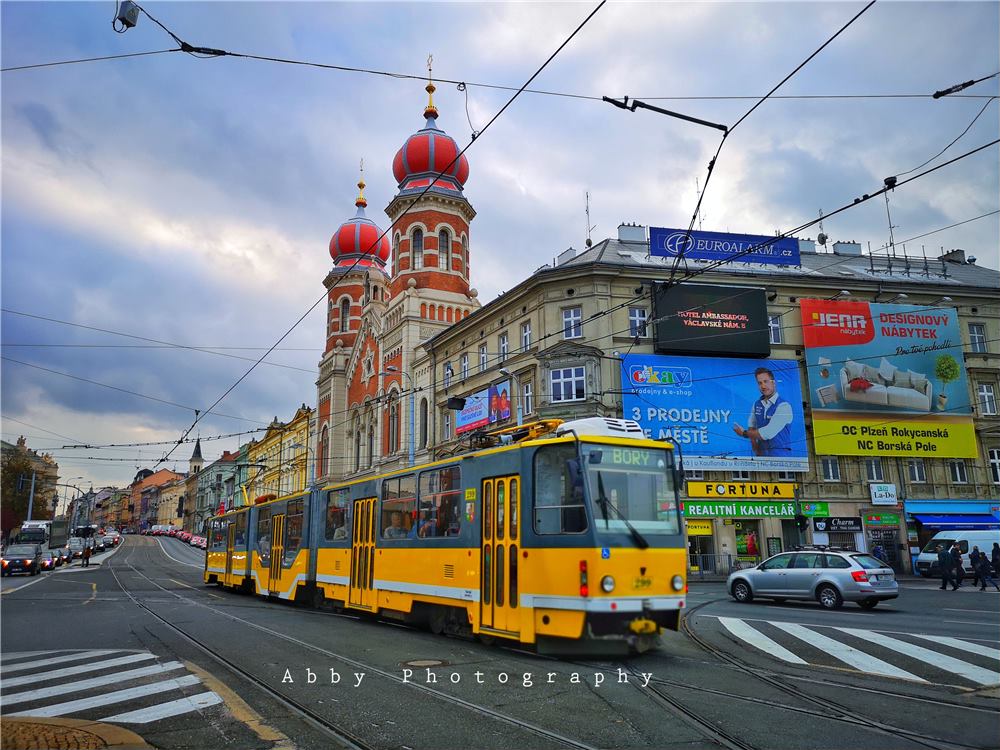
[653,283,770,357]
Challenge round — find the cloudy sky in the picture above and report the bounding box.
[2,1,997,491]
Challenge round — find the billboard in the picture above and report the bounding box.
[649,227,800,266]
[622,354,808,472]
[455,379,511,434]
[801,299,977,458]
[653,283,770,357]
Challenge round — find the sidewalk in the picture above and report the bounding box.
[61,542,125,572]
[0,717,150,750]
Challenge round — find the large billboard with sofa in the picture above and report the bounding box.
[801,299,977,458]
[622,354,808,472]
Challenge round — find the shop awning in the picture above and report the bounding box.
[912,514,1000,529]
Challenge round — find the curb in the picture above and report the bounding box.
[0,716,151,749]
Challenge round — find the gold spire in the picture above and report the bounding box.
[424,53,438,118]
[355,158,367,208]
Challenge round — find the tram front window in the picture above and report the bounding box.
[581,444,680,536]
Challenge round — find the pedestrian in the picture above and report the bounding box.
[992,542,1000,576]
[82,544,91,568]
[970,546,983,588]
[872,543,886,562]
[936,544,958,591]
[975,552,1000,592]
[951,543,965,588]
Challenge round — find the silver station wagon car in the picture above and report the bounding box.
[727,546,898,610]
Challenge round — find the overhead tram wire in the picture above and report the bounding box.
[667,0,877,287]
[895,96,998,177]
[149,0,608,469]
[0,356,265,425]
[0,309,318,373]
[0,49,179,72]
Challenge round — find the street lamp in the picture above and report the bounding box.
[499,368,523,426]
[289,442,316,490]
[380,365,415,467]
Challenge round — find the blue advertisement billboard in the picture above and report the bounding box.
[622,354,809,472]
[649,227,800,266]
[455,379,511,434]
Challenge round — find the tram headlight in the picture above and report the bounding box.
[601,575,615,593]
[671,575,684,591]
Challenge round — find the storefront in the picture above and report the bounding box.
[683,500,829,570]
[863,511,904,572]
[904,501,1000,568]
[811,516,863,552]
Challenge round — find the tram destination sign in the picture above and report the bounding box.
[649,227,801,267]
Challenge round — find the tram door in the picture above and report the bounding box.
[268,514,285,596]
[349,498,377,610]
[225,523,235,582]
[480,476,521,636]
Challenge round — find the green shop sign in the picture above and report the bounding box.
[865,512,900,525]
[683,501,830,519]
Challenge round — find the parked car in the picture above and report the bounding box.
[93,537,106,553]
[68,538,86,559]
[102,535,116,548]
[2,544,43,576]
[54,547,70,566]
[727,546,899,610]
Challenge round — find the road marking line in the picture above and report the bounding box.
[183,660,292,745]
[719,617,807,665]
[1,650,120,674]
[170,578,222,599]
[156,538,203,568]
[908,634,1000,661]
[83,582,97,605]
[2,653,157,687]
[7,674,202,717]
[3,661,186,705]
[837,627,1000,686]
[770,621,925,682]
[100,690,222,723]
[0,574,47,595]
[943,608,1000,614]
[945,619,998,626]
[1,651,52,661]
[696,613,1000,643]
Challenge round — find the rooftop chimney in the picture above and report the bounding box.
[939,248,966,264]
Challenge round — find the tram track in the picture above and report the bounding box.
[110,540,602,750]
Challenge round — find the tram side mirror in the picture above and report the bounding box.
[588,450,603,464]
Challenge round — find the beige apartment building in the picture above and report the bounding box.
[417,225,999,574]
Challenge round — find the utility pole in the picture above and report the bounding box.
[22,471,37,521]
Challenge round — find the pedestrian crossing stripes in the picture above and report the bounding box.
[0,649,224,724]
[714,617,1000,687]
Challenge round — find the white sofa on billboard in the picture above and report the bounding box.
[840,357,932,412]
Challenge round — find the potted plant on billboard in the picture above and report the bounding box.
[934,354,960,411]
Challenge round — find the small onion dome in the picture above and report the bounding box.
[328,177,390,267]
[392,88,469,196]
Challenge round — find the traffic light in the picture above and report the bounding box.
[794,514,808,531]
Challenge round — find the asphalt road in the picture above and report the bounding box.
[2,535,998,750]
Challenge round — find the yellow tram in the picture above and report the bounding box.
[205,418,687,652]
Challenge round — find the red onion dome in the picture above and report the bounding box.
[328,177,390,267]
[392,82,469,196]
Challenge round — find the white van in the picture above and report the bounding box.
[914,529,1000,576]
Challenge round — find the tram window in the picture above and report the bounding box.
[234,513,247,547]
[533,444,588,534]
[284,499,304,566]
[509,544,518,608]
[418,465,462,537]
[325,489,350,541]
[509,479,518,540]
[210,521,226,550]
[496,482,505,541]
[382,474,416,539]
[257,510,271,565]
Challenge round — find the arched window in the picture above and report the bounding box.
[419,398,428,448]
[367,425,375,468]
[439,229,450,271]
[412,229,424,269]
[364,277,371,303]
[388,394,399,453]
[462,235,469,274]
[319,425,329,478]
[353,417,362,472]
[392,233,400,275]
[339,298,350,333]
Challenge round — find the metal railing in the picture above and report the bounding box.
[687,553,761,580]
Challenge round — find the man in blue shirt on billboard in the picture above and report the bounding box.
[732,367,794,456]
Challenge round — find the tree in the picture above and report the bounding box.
[1,450,36,538]
[935,354,961,389]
